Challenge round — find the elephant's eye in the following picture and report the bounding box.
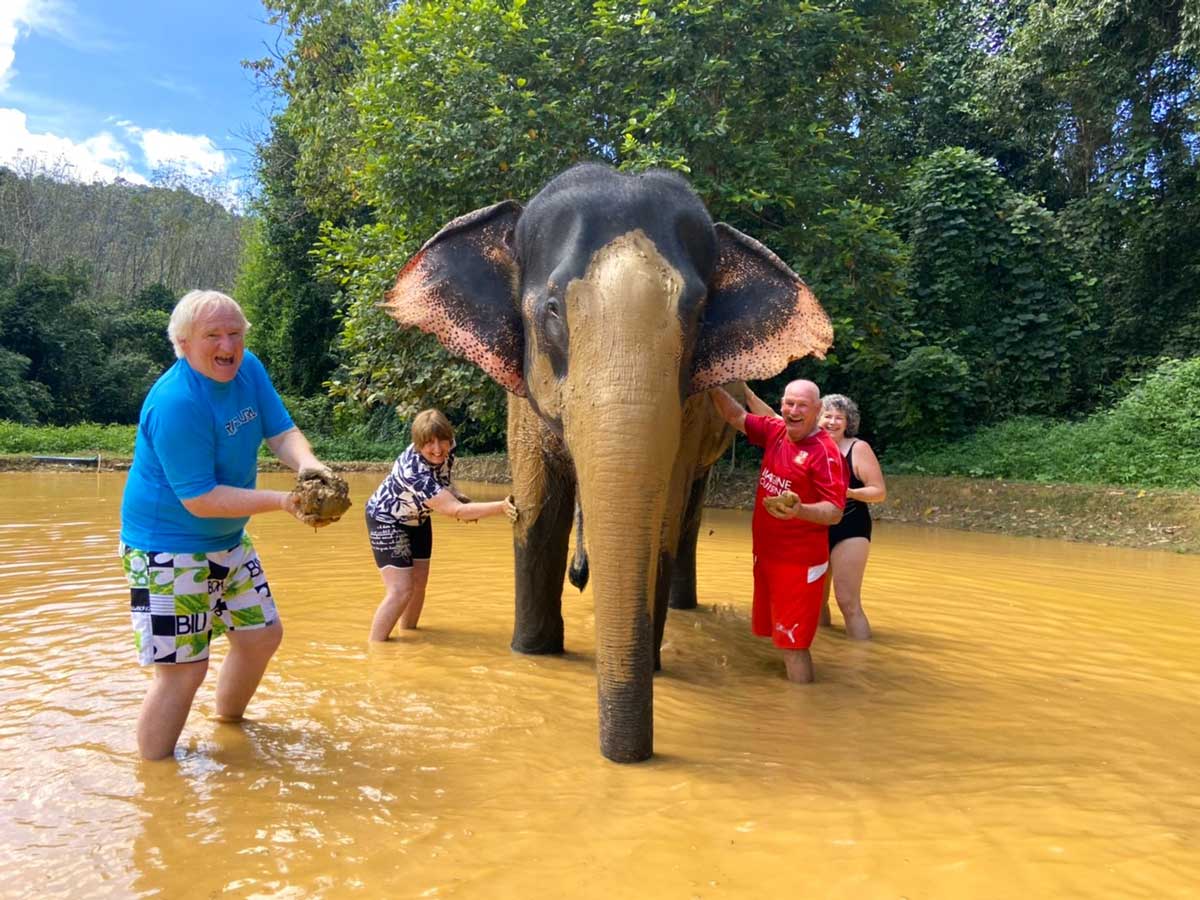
[542,296,566,349]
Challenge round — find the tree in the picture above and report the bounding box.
[242,0,1200,451]
[895,147,1086,433]
[250,0,922,445]
[0,160,243,298]
[0,349,52,423]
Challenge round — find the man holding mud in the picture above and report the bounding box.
[710,380,846,683]
[118,290,339,760]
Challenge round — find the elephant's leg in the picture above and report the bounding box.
[668,470,709,610]
[508,397,576,654]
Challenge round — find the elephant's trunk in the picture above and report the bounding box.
[559,228,690,762]
[567,398,681,763]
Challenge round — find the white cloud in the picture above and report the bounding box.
[132,127,230,177]
[0,3,29,90]
[0,107,148,184]
[0,0,72,91]
[0,2,242,208]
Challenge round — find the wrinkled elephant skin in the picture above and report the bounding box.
[385,164,832,762]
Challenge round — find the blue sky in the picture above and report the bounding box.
[0,0,283,207]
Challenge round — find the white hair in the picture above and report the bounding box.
[167,290,251,358]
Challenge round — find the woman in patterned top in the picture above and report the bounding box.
[365,409,516,640]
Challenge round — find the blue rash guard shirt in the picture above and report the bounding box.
[120,350,294,552]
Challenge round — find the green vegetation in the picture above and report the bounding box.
[4,355,1198,486]
[887,358,1200,488]
[0,421,137,455]
[3,1,1198,493]
[0,419,400,463]
[0,167,242,426]
[0,257,179,424]
[0,163,242,300]
[243,0,1200,469]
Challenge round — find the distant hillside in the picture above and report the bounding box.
[0,160,248,426]
[0,160,243,297]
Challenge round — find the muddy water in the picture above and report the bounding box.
[1,471,1197,899]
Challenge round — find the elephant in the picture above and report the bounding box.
[385,163,832,762]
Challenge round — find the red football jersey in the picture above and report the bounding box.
[744,414,847,563]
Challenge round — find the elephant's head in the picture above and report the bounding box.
[386,164,831,761]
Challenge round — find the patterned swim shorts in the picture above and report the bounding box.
[119,534,277,665]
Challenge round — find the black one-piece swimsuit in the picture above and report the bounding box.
[828,440,872,549]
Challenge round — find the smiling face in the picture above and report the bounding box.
[779,380,821,442]
[179,305,246,382]
[418,438,453,467]
[819,406,847,440]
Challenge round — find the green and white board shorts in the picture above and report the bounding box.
[119,534,278,665]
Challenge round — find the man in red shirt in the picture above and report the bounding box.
[710,380,847,683]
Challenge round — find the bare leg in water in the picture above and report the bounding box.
[828,537,872,639]
[369,560,432,640]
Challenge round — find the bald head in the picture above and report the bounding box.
[784,379,819,402]
[780,379,822,440]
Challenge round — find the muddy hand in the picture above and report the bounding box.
[763,490,800,520]
[284,493,333,529]
[502,494,519,523]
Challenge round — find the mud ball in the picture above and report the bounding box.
[291,469,352,526]
[762,490,799,517]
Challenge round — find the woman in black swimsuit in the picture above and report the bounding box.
[819,395,887,639]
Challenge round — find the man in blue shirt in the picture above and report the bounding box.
[119,289,338,760]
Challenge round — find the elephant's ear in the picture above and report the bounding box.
[384,200,527,396]
[689,223,833,394]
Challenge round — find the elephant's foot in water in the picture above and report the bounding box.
[512,628,564,655]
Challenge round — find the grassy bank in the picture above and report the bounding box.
[885,357,1200,489]
[4,420,1196,553]
[0,421,399,462]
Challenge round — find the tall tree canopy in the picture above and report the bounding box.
[5,0,1178,447]
[248,0,925,445]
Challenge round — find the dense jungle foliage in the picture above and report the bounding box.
[2,0,1197,485]
[0,169,242,425]
[238,0,1199,463]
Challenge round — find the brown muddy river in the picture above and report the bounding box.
[0,471,1197,898]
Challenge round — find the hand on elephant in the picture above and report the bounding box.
[502,494,519,523]
[762,490,800,520]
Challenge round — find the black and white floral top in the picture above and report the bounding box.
[364,443,455,525]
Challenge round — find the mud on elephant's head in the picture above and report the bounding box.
[385,164,832,763]
[384,163,832,425]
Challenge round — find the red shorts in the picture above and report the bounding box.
[752,556,829,650]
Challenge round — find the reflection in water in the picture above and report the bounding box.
[0,470,1198,898]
